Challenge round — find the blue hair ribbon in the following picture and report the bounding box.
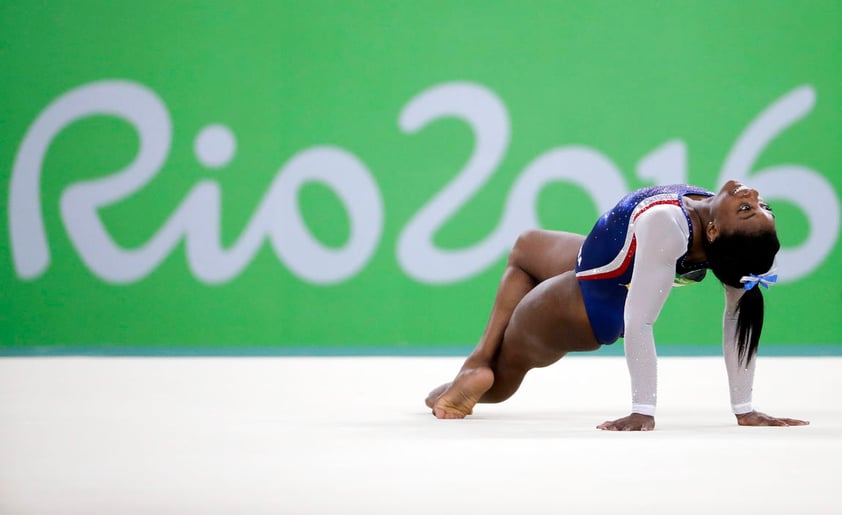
[739,271,778,290]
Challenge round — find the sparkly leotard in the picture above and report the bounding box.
[574,184,712,345]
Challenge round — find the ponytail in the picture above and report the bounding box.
[703,231,780,366]
[735,286,764,365]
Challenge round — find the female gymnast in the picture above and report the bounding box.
[425,180,809,430]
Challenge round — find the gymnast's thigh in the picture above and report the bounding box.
[502,271,599,367]
[509,230,586,282]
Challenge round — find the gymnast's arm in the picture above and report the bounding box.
[722,286,811,427]
[721,286,756,415]
[597,205,688,431]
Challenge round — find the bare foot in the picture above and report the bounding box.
[425,382,451,409]
[431,367,494,419]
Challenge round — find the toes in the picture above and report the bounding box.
[433,406,466,419]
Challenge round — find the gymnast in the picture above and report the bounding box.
[425,180,809,430]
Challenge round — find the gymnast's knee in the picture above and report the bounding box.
[507,229,542,268]
[479,374,524,404]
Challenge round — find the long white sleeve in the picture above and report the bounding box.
[722,286,756,414]
[623,205,689,416]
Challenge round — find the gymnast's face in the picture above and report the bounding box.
[707,180,776,241]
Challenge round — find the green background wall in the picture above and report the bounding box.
[2,1,840,355]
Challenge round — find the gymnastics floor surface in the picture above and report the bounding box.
[1,356,840,514]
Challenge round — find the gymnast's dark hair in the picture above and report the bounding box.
[703,230,780,366]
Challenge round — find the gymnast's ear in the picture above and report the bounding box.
[706,221,719,243]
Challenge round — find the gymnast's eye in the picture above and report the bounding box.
[738,204,751,212]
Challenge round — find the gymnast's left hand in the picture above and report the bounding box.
[735,410,809,426]
[597,413,655,431]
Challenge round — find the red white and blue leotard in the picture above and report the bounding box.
[574,184,755,416]
[575,184,711,345]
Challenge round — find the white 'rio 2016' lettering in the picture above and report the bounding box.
[8,81,839,285]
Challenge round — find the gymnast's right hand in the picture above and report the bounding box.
[597,413,656,431]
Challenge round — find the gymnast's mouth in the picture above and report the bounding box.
[731,183,750,195]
